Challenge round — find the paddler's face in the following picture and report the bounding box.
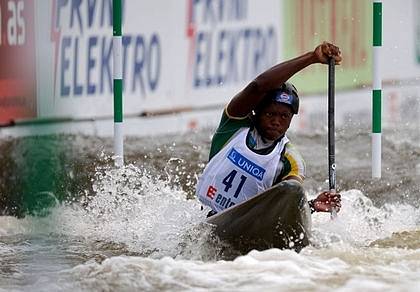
[256,102,294,140]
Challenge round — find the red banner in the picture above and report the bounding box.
[0,0,36,125]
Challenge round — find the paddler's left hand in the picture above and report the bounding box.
[312,191,341,213]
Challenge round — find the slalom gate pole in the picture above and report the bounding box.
[328,58,337,218]
[372,0,382,178]
[113,0,124,167]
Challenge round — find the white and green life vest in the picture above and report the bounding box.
[196,128,289,212]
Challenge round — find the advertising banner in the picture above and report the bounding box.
[185,0,281,107]
[382,0,420,82]
[0,0,36,124]
[35,0,282,118]
[0,0,419,133]
[282,0,372,94]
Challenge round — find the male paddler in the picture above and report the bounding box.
[196,42,342,217]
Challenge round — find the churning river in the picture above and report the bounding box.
[1,121,420,291]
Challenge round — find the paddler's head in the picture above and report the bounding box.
[253,82,299,141]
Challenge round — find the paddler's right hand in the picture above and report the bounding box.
[311,191,341,213]
[313,42,342,65]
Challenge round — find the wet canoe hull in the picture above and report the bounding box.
[206,180,312,252]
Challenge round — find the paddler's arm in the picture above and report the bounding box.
[227,42,342,117]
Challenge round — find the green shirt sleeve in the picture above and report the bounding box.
[208,108,252,160]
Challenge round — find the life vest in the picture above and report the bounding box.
[196,128,289,212]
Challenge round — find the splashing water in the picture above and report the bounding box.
[310,189,420,248]
[1,127,420,291]
[47,164,197,256]
[42,163,420,262]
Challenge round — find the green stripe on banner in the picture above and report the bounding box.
[372,89,381,133]
[114,79,123,122]
[113,0,122,36]
[373,2,382,46]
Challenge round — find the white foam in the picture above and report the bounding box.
[60,246,420,291]
[36,168,420,261]
[3,166,420,291]
[310,189,420,247]
[48,163,210,258]
[0,216,32,236]
[64,250,348,291]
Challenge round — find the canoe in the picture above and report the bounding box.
[206,180,312,253]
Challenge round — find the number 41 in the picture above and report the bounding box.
[222,170,247,198]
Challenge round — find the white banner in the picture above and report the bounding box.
[35,0,281,119]
[31,0,420,134]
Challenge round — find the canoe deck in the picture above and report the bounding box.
[206,180,312,253]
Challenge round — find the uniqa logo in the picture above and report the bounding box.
[237,158,264,179]
[227,148,265,181]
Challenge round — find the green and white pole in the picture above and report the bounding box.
[113,0,123,167]
[372,0,382,178]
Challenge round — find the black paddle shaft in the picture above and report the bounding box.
[328,58,336,191]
